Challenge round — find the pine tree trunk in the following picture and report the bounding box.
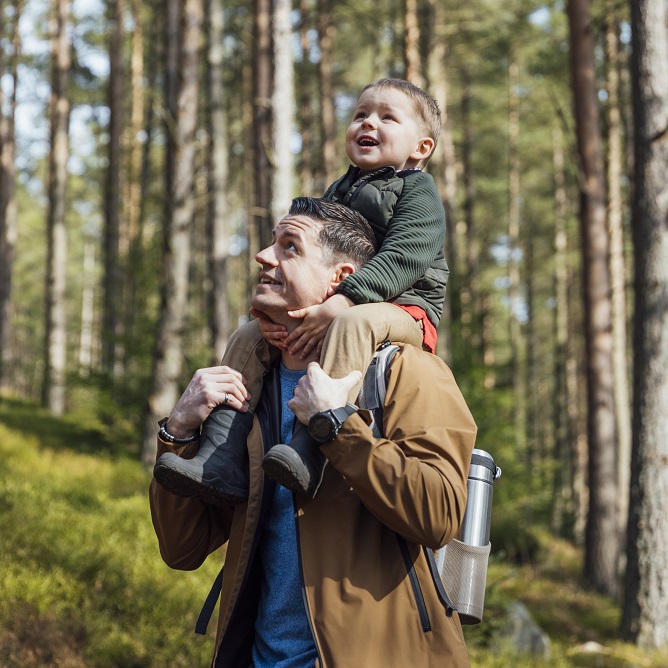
[0,0,22,392]
[102,0,125,377]
[78,240,96,376]
[207,0,231,364]
[605,16,631,548]
[317,0,336,185]
[426,0,456,363]
[403,0,422,88]
[271,0,294,223]
[622,0,668,648]
[508,56,527,458]
[297,0,316,195]
[43,0,72,416]
[567,0,620,598]
[141,0,203,466]
[253,0,273,250]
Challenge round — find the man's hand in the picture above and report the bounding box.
[285,293,354,359]
[166,366,250,438]
[250,307,288,349]
[288,362,362,424]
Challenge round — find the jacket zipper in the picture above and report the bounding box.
[397,535,431,632]
[293,492,325,667]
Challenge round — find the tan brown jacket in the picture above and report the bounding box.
[150,344,477,667]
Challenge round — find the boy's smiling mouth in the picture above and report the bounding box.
[357,135,379,147]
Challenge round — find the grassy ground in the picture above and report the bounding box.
[1,395,666,667]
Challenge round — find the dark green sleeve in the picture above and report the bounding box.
[337,174,445,304]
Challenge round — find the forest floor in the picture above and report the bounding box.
[1,394,667,668]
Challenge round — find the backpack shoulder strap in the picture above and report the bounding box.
[358,342,400,438]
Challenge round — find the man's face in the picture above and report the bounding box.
[250,214,338,324]
[345,86,429,173]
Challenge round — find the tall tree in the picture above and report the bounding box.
[102,0,125,377]
[271,0,295,222]
[0,0,22,392]
[605,14,631,545]
[253,0,273,249]
[403,0,422,88]
[567,0,620,597]
[43,0,72,415]
[622,0,668,649]
[317,0,336,185]
[142,0,203,466]
[207,0,231,364]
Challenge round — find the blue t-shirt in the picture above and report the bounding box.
[251,365,318,668]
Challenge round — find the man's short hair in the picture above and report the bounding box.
[362,78,442,150]
[287,197,377,270]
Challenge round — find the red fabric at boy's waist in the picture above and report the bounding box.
[394,304,437,353]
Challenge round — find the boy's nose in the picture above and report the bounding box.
[361,115,377,129]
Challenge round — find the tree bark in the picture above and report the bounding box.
[426,0,456,363]
[567,0,620,598]
[508,55,527,459]
[207,0,231,364]
[271,0,294,223]
[253,0,273,250]
[622,0,668,649]
[102,0,125,377]
[403,0,423,88]
[0,0,22,392]
[317,0,336,185]
[43,0,72,415]
[297,0,316,195]
[142,0,203,466]
[605,15,632,549]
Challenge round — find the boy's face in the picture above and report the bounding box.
[345,87,434,173]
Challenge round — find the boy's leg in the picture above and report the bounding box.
[262,304,422,497]
[154,320,279,506]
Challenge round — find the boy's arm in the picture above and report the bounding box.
[337,174,445,305]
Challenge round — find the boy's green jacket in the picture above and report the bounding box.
[324,166,449,329]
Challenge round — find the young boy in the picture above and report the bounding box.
[154,78,449,502]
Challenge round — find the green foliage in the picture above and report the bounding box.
[0,397,221,668]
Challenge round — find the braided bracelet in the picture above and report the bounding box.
[159,422,200,444]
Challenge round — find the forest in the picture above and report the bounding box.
[1,0,667,665]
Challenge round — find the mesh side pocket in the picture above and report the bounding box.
[436,539,492,625]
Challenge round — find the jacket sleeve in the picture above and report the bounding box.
[149,434,233,570]
[336,173,446,305]
[320,346,476,550]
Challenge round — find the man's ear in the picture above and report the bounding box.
[326,262,356,297]
[410,137,435,163]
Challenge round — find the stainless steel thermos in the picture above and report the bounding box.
[435,449,501,624]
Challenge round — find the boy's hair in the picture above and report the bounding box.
[288,197,377,270]
[362,78,442,150]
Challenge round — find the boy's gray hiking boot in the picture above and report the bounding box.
[153,406,253,506]
[262,422,326,498]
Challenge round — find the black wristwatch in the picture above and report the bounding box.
[308,403,359,444]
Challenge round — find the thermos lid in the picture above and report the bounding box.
[470,449,502,483]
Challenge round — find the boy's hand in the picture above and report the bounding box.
[286,294,354,359]
[250,307,288,349]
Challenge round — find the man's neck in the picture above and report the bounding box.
[281,347,319,371]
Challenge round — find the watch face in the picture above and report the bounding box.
[309,413,335,442]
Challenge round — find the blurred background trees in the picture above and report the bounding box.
[0,0,667,650]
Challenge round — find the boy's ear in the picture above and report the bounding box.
[411,137,435,162]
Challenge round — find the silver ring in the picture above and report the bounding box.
[223,392,229,406]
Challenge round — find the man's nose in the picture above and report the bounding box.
[256,244,277,266]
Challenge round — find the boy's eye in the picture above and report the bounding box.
[383,114,396,121]
[354,112,367,120]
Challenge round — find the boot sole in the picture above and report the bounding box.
[153,461,247,507]
[262,444,323,498]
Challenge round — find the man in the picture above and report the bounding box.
[150,197,477,667]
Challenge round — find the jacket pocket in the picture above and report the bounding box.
[396,535,431,632]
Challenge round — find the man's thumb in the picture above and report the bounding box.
[343,369,363,389]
